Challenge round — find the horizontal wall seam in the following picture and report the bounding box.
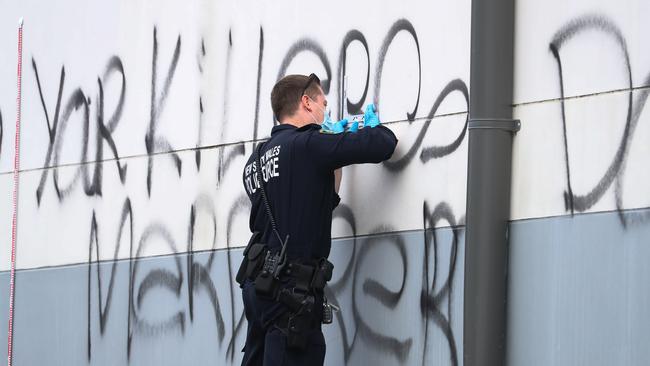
[0,110,468,176]
[510,205,650,224]
[0,224,467,274]
[512,84,650,108]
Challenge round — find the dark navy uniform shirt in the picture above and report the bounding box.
[242,123,397,261]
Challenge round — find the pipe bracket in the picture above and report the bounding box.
[468,118,521,133]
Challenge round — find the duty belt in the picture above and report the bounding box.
[284,259,332,293]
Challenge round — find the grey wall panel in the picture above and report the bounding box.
[507,208,650,366]
[0,228,464,365]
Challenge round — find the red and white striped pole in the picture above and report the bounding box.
[7,17,23,366]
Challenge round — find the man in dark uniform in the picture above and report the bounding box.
[239,73,397,366]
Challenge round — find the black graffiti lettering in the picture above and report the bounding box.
[324,204,358,362]
[186,206,196,321]
[384,79,469,172]
[87,198,133,361]
[218,30,234,184]
[551,15,632,215]
[351,228,412,363]
[34,60,66,205]
[225,312,247,359]
[224,193,251,362]
[278,39,332,93]
[50,88,96,198]
[419,81,469,162]
[34,55,127,204]
[253,27,264,141]
[222,145,246,183]
[196,38,206,170]
[128,224,185,358]
[361,237,407,309]
[97,56,128,184]
[337,30,370,118]
[187,197,226,343]
[330,204,358,293]
[196,97,204,170]
[146,26,182,197]
[551,15,650,227]
[374,19,422,121]
[421,201,459,366]
[31,17,479,365]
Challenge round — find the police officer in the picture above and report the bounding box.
[239,73,397,366]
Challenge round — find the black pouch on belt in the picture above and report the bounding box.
[254,270,279,299]
[235,232,267,287]
[310,259,334,290]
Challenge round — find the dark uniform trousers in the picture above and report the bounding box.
[241,281,326,366]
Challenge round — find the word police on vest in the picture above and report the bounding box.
[243,144,281,195]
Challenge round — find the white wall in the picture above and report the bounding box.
[512,0,650,221]
[0,0,471,277]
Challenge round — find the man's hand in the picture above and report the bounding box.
[321,119,348,134]
[364,104,381,128]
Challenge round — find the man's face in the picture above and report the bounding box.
[307,87,328,124]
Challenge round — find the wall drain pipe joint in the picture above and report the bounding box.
[468,118,521,133]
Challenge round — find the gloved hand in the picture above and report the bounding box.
[363,103,381,128]
[320,118,348,134]
[347,121,359,133]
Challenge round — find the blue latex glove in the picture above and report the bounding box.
[347,121,359,133]
[364,103,380,128]
[320,118,348,134]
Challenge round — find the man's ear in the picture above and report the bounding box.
[301,94,312,111]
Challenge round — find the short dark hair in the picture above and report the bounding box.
[271,74,322,121]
